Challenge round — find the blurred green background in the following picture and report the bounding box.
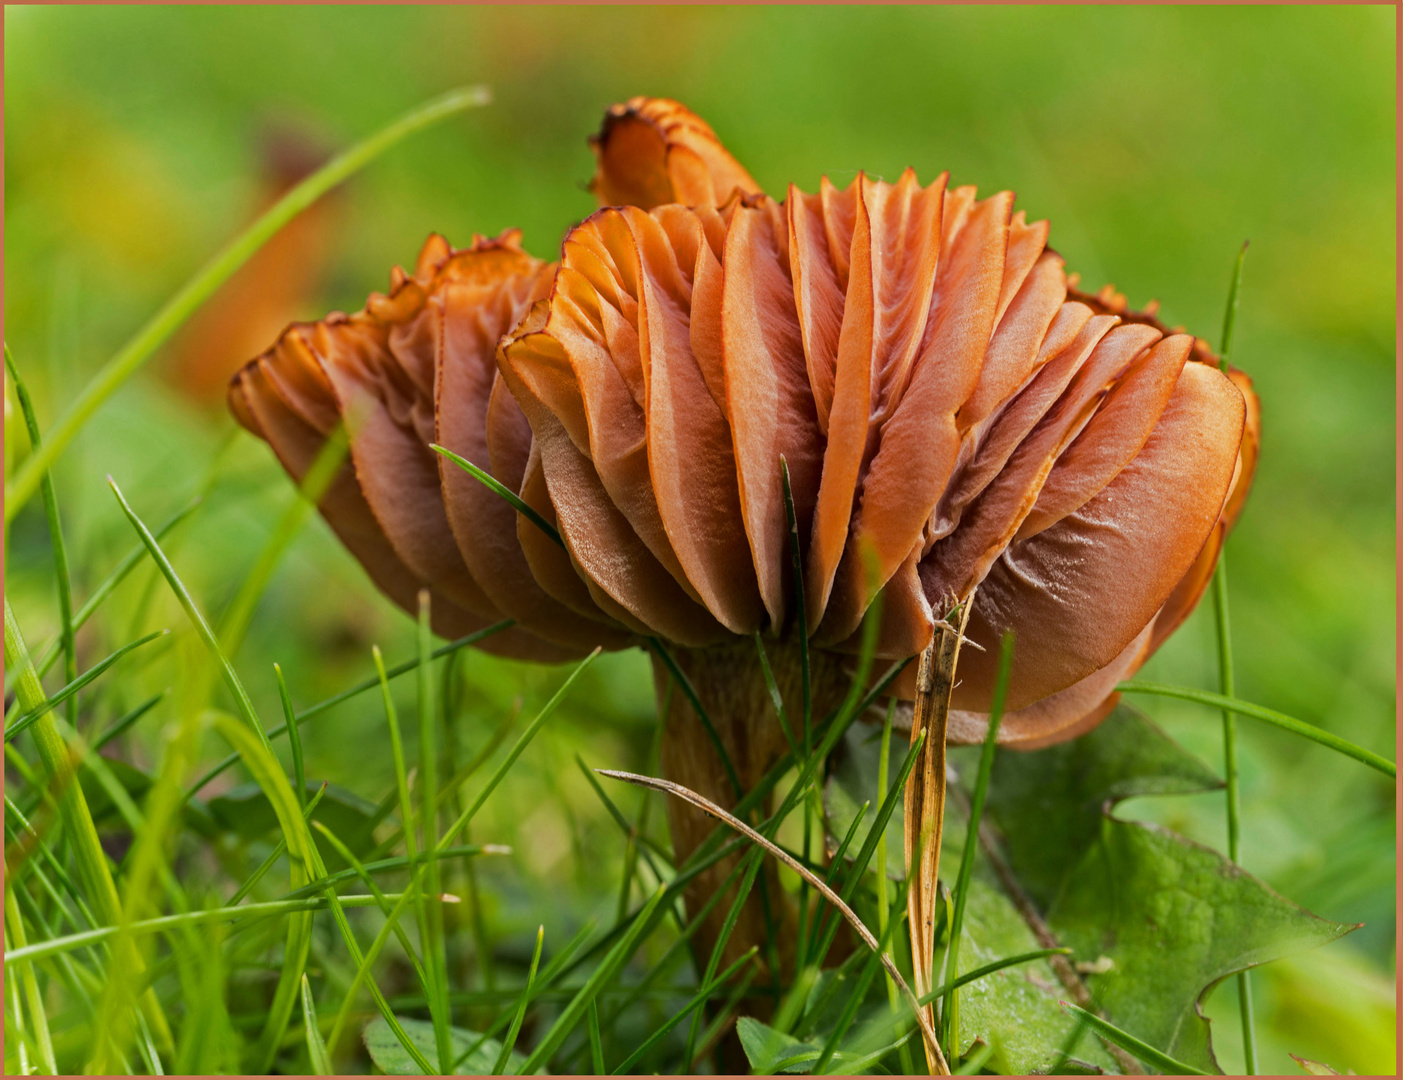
[5,5,1395,1074]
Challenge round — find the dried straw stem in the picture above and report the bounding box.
[904,594,975,1075]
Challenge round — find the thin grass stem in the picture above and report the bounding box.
[108,478,270,748]
[1117,682,1395,777]
[4,884,58,1073]
[518,885,667,1075]
[417,594,454,1075]
[217,424,349,660]
[7,629,169,742]
[432,444,563,548]
[5,344,78,738]
[494,925,544,1074]
[5,893,397,966]
[612,946,758,1075]
[1215,238,1258,1076]
[1059,1002,1206,1075]
[942,632,1015,1055]
[182,621,514,801]
[301,974,332,1075]
[780,457,812,754]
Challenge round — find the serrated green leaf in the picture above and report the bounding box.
[362,1015,535,1075]
[1046,815,1353,1073]
[825,706,1357,1074]
[987,705,1357,1073]
[987,704,1224,907]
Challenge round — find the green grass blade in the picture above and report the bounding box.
[589,855,750,1057]
[1215,238,1258,1077]
[226,784,328,907]
[875,700,915,1074]
[7,629,168,742]
[4,885,58,1074]
[1219,240,1249,373]
[800,798,868,969]
[494,925,545,1075]
[182,622,513,801]
[4,894,396,965]
[211,712,315,1071]
[5,343,79,733]
[370,633,434,987]
[812,882,907,1076]
[942,632,1014,1053]
[432,443,564,549]
[301,974,333,1075]
[416,594,453,1076]
[683,848,765,1064]
[312,819,431,993]
[217,425,348,659]
[323,649,598,1062]
[3,600,124,925]
[807,730,926,970]
[456,919,596,1069]
[780,457,812,752]
[753,630,799,759]
[1059,1002,1207,1075]
[275,664,307,809]
[91,690,166,752]
[917,948,1072,1008]
[518,885,667,1075]
[373,639,426,912]
[18,497,203,687]
[567,660,911,987]
[612,946,758,1075]
[586,999,605,1074]
[1117,682,1395,777]
[108,477,271,749]
[5,86,492,524]
[281,845,496,904]
[439,647,601,848]
[574,755,679,929]
[689,970,756,1071]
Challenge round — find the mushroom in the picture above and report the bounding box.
[230,97,1259,1065]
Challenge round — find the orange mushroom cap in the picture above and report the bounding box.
[230,97,1259,748]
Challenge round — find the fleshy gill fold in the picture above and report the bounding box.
[229,231,609,661]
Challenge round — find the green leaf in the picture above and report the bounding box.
[942,863,1119,1075]
[362,1015,534,1075]
[301,975,332,1075]
[987,704,1223,906]
[736,1016,820,1074]
[1290,1053,1344,1075]
[986,705,1358,1073]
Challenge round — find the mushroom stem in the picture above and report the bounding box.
[904,595,974,1076]
[651,640,850,1016]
